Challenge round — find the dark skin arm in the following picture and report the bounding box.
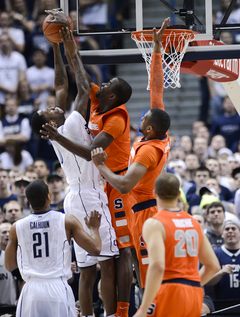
[40,124,114,161]
[60,27,90,118]
[65,210,102,256]
[51,42,68,112]
[45,9,96,87]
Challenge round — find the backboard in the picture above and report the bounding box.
[60,0,240,63]
[59,0,240,112]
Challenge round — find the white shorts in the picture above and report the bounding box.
[16,277,76,317]
[64,186,119,268]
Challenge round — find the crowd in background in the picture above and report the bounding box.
[1,0,240,315]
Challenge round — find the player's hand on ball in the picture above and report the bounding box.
[45,9,70,27]
[60,27,78,57]
[85,210,102,230]
[91,148,108,167]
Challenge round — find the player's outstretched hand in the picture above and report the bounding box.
[153,17,170,43]
[40,123,59,141]
[60,27,78,57]
[85,210,102,230]
[45,9,70,27]
[91,147,108,167]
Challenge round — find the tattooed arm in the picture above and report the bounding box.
[60,27,90,119]
[51,42,68,112]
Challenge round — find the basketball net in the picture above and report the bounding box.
[131,29,194,89]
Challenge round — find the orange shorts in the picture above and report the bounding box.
[105,175,133,249]
[149,282,203,317]
[131,201,158,288]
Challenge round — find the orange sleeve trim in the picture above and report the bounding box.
[150,53,164,111]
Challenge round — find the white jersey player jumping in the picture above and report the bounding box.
[30,27,119,316]
[5,179,102,317]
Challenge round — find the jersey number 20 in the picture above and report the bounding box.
[174,229,199,257]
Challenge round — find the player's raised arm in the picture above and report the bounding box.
[51,41,68,113]
[150,18,170,111]
[60,27,90,119]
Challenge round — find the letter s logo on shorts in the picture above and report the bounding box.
[114,198,123,209]
[147,303,156,316]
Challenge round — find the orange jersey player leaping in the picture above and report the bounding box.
[91,18,171,290]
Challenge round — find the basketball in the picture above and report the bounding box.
[42,14,74,43]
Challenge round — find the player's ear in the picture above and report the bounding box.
[109,93,116,100]
[153,189,156,198]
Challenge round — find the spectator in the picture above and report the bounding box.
[0,169,18,210]
[0,11,25,52]
[210,96,240,151]
[0,33,27,108]
[205,202,226,249]
[208,134,226,158]
[191,120,205,138]
[193,137,208,165]
[207,219,240,300]
[168,159,193,194]
[169,145,185,161]
[180,135,193,154]
[33,158,49,182]
[0,98,31,147]
[24,169,38,182]
[52,160,69,197]
[185,152,200,182]
[14,175,31,216]
[195,124,210,144]
[0,222,18,307]
[192,212,206,231]
[47,173,64,213]
[16,79,35,117]
[0,139,33,173]
[26,49,55,110]
[8,168,21,195]
[205,177,233,204]
[10,0,35,33]
[24,12,54,67]
[3,200,23,224]
[232,167,240,200]
[205,159,235,197]
[186,166,211,213]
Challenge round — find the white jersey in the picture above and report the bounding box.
[52,111,101,189]
[16,211,72,282]
[52,111,119,267]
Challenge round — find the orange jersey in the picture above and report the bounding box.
[88,85,130,172]
[153,209,202,282]
[130,136,170,205]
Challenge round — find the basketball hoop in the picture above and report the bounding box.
[131,28,195,89]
